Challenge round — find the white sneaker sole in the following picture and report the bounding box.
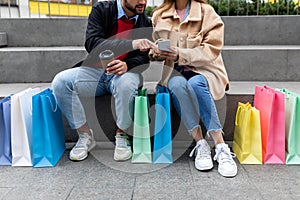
[218,168,237,178]
[114,152,132,161]
[195,162,214,171]
[69,140,96,161]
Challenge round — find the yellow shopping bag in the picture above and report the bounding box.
[232,102,262,164]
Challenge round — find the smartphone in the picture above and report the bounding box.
[158,40,174,53]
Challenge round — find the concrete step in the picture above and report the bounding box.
[1,45,300,83]
[0,46,87,82]
[0,18,87,47]
[0,32,7,47]
[1,81,300,143]
[224,45,300,81]
[222,16,300,45]
[1,16,299,47]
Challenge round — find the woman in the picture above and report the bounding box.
[150,0,237,177]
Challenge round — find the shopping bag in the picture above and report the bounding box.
[0,96,12,165]
[153,86,173,164]
[32,88,66,167]
[132,88,152,163]
[280,89,300,164]
[232,102,262,164]
[254,85,285,164]
[11,88,40,166]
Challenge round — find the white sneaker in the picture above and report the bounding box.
[69,129,96,161]
[214,143,237,177]
[114,133,132,161]
[189,139,213,171]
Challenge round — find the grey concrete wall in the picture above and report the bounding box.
[222,16,300,45]
[0,16,299,47]
[1,46,300,83]
[223,46,300,81]
[0,47,87,82]
[0,32,7,47]
[0,18,87,47]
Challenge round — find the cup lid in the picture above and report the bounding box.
[99,50,114,59]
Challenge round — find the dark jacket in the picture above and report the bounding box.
[80,0,153,71]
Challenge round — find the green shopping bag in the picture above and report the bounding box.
[280,89,300,164]
[132,89,152,163]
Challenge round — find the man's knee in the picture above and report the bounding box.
[115,73,140,91]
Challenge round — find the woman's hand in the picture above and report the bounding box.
[155,46,178,62]
[106,60,128,75]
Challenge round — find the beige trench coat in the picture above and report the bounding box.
[150,1,229,100]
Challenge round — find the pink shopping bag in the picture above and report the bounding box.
[254,85,285,164]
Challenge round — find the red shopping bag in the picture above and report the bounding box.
[254,85,285,164]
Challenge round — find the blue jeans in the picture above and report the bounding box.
[168,72,222,134]
[51,66,139,130]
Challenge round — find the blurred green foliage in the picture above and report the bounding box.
[145,0,299,16]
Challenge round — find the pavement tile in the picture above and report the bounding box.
[1,145,300,199]
[0,188,12,199]
[67,187,133,200]
[3,185,72,200]
[132,186,198,200]
[0,166,32,187]
[242,164,300,200]
[189,157,266,199]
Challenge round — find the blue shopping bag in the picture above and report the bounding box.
[32,88,66,167]
[153,86,173,164]
[0,96,12,165]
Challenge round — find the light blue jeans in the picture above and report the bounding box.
[168,72,222,134]
[51,66,139,130]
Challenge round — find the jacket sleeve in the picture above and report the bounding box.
[123,15,153,70]
[83,3,151,69]
[178,6,224,67]
[84,2,133,54]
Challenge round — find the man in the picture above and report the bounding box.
[52,0,154,162]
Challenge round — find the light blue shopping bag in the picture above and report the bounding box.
[0,96,12,165]
[32,88,65,167]
[153,86,173,164]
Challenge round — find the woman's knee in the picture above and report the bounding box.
[188,75,208,91]
[168,76,187,91]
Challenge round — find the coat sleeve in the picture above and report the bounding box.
[178,6,224,67]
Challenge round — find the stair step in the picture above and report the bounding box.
[0,32,7,47]
[1,81,300,98]
[1,17,299,47]
[1,45,300,82]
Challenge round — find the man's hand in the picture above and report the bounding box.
[132,39,156,51]
[106,60,128,75]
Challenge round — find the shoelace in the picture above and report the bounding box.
[189,142,210,158]
[214,146,236,164]
[116,135,129,148]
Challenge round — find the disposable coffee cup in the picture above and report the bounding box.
[99,50,114,71]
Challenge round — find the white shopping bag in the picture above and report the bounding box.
[11,88,40,166]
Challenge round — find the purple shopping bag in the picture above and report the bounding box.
[0,96,12,165]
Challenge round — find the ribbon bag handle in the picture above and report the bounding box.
[45,89,58,112]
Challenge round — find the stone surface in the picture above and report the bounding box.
[1,149,300,199]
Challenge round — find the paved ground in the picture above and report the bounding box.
[1,143,300,200]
